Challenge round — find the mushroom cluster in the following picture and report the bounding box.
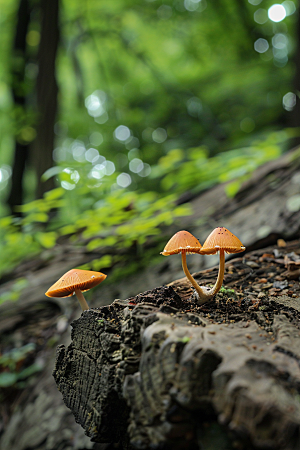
[45,227,244,311]
[161,227,245,304]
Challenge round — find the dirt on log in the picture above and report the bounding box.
[53,240,300,450]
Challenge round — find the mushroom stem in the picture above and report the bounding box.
[75,289,89,311]
[206,249,225,297]
[181,252,210,302]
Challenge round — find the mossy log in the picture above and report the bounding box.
[53,276,300,450]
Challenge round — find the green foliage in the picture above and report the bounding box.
[219,286,236,295]
[180,336,191,343]
[150,129,295,196]
[0,128,289,289]
[0,166,192,284]
[0,343,42,388]
[0,278,29,305]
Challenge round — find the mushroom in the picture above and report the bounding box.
[161,230,206,298]
[45,269,107,311]
[199,226,245,299]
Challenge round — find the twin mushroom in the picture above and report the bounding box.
[161,227,245,304]
[45,227,245,310]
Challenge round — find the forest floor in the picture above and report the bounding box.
[131,238,300,331]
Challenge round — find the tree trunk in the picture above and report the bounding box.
[33,0,59,198]
[289,4,300,144]
[7,0,59,212]
[7,0,31,213]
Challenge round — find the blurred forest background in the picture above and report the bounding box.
[1,1,300,447]
[0,0,300,288]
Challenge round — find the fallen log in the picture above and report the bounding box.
[53,241,300,450]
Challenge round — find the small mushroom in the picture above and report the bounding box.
[45,269,107,311]
[161,230,208,299]
[199,226,245,299]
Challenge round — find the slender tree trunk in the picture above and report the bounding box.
[7,0,31,214]
[289,4,300,144]
[33,0,59,199]
[7,0,59,213]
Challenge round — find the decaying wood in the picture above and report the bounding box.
[53,241,300,450]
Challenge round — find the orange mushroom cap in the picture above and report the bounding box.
[200,227,245,255]
[161,230,202,255]
[45,269,107,298]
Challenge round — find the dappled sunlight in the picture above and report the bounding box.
[60,168,80,190]
[85,90,107,118]
[117,172,132,187]
[114,125,131,142]
[89,131,103,146]
[282,92,296,111]
[254,38,269,54]
[268,4,286,22]
[0,165,11,191]
[254,8,268,24]
[85,147,99,163]
[152,128,167,143]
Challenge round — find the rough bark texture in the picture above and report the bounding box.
[53,242,300,450]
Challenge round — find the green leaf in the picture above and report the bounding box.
[35,232,57,248]
[0,372,18,387]
[225,180,242,198]
[17,363,42,380]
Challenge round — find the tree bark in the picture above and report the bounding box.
[53,243,300,450]
[33,0,59,199]
[289,4,300,144]
[7,0,31,213]
[7,0,59,212]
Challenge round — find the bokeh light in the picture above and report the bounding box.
[85,90,107,118]
[0,165,11,191]
[186,97,202,117]
[254,9,268,24]
[272,33,288,49]
[254,38,269,53]
[268,4,286,22]
[61,168,80,190]
[138,163,151,177]
[152,128,167,143]
[282,1,296,15]
[85,148,99,163]
[282,92,296,111]
[117,173,132,187]
[72,142,86,162]
[157,5,172,19]
[129,158,144,173]
[114,125,131,142]
[89,132,103,146]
